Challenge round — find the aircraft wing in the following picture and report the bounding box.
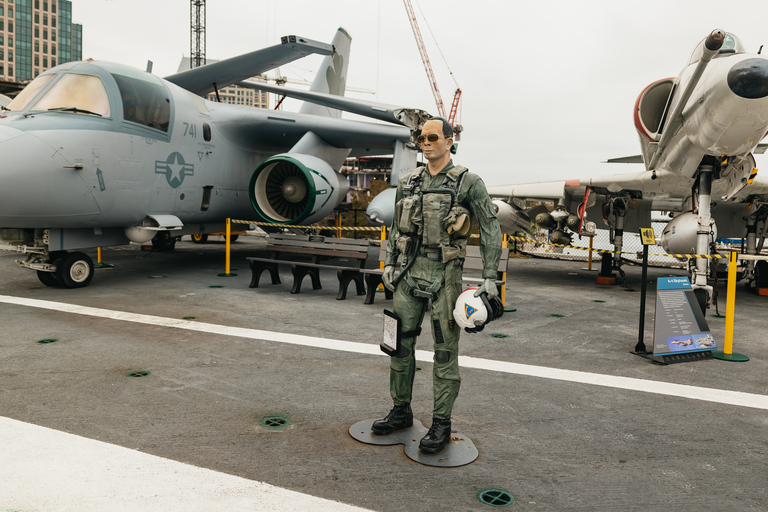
[236,81,431,129]
[165,35,335,96]
[488,169,661,201]
[212,105,411,154]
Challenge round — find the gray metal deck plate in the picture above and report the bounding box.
[349,418,479,467]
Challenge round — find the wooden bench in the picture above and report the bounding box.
[360,243,510,304]
[247,234,374,300]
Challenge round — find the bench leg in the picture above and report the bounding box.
[249,261,281,288]
[364,273,383,304]
[336,269,365,300]
[291,265,321,294]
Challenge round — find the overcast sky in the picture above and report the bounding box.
[73,0,768,186]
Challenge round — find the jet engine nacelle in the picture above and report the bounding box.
[634,78,675,164]
[661,212,718,255]
[250,153,350,225]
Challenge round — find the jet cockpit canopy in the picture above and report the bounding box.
[688,32,745,65]
[5,61,172,136]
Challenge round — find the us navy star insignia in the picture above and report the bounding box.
[155,152,194,188]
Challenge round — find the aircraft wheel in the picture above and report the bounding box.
[56,252,94,288]
[753,260,768,290]
[599,253,613,276]
[693,288,708,317]
[152,232,177,251]
[230,234,239,242]
[192,233,208,244]
[37,271,59,287]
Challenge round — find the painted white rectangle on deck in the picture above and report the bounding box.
[0,415,373,512]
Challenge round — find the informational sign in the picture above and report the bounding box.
[639,227,655,245]
[653,277,716,356]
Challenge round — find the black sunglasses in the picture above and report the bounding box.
[416,133,443,144]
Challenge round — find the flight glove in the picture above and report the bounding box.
[474,278,498,299]
[382,265,396,292]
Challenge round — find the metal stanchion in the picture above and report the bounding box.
[713,251,748,362]
[218,218,238,277]
[94,247,114,268]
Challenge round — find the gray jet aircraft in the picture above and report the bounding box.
[0,29,426,288]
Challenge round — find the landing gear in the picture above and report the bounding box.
[690,165,716,311]
[602,197,628,284]
[34,250,94,288]
[151,232,178,251]
[191,233,209,244]
[37,270,59,287]
[56,251,94,288]
[754,260,768,288]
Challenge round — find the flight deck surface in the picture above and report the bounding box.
[1,236,767,511]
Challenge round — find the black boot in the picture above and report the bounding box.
[419,417,452,453]
[371,404,413,435]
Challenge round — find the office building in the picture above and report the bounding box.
[0,0,82,83]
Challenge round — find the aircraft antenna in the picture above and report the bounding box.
[402,0,462,137]
[190,0,206,68]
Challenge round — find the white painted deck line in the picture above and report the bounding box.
[2,294,768,411]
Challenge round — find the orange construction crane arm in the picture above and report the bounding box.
[403,0,446,119]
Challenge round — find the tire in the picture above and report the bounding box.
[192,233,209,244]
[693,288,708,317]
[56,252,94,288]
[230,234,239,242]
[37,271,59,287]
[152,232,177,251]
[754,260,768,289]
[599,252,613,276]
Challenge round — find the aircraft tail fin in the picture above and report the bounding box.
[299,28,351,118]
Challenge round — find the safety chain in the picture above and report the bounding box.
[230,219,382,232]
[505,235,728,260]
[229,220,730,260]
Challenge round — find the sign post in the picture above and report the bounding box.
[633,228,655,354]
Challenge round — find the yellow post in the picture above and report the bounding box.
[378,226,387,290]
[225,217,231,275]
[336,212,342,238]
[723,251,737,354]
[380,226,387,269]
[587,237,594,270]
[94,246,113,268]
[714,251,748,361]
[501,234,508,305]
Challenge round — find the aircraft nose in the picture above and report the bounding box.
[728,58,768,99]
[0,124,26,144]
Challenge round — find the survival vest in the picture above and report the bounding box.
[394,165,472,264]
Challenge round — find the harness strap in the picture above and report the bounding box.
[404,270,446,301]
[401,327,422,339]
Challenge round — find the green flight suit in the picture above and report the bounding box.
[385,160,502,419]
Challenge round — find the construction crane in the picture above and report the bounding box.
[190,0,206,69]
[402,0,462,137]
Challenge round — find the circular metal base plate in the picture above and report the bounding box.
[712,351,750,362]
[349,418,478,467]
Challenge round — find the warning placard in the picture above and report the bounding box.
[639,227,655,245]
[652,277,716,356]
